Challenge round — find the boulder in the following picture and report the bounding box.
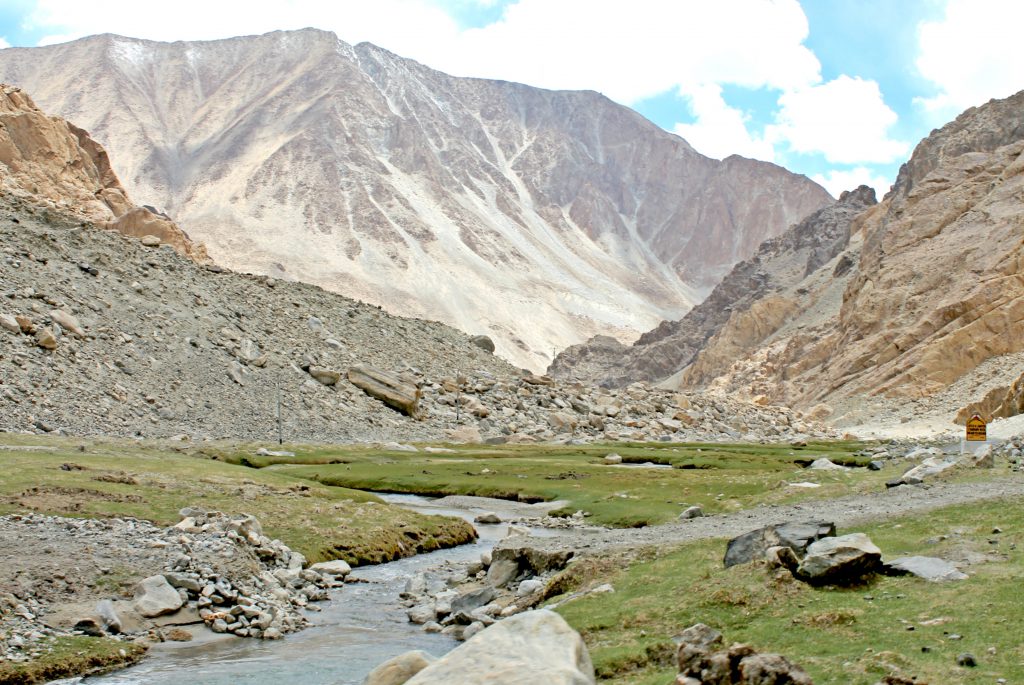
[50,310,85,337]
[308,366,342,386]
[449,587,497,615]
[724,522,835,567]
[603,453,623,465]
[310,560,352,577]
[95,599,122,634]
[895,456,959,485]
[882,556,968,582]
[0,313,19,333]
[362,650,437,685]
[470,335,495,353]
[348,364,422,418]
[679,506,704,520]
[133,575,184,617]
[474,512,502,524]
[796,533,881,585]
[676,629,812,685]
[808,458,847,471]
[968,444,994,468]
[34,327,57,350]
[403,610,594,685]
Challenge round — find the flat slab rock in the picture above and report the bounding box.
[883,556,968,582]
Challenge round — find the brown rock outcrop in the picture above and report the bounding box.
[551,186,877,386]
[0,84,204,260]
[675,90,1024,417]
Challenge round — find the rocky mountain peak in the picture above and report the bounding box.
[0,30,831,371]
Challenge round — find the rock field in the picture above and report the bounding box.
[0,191,835,445]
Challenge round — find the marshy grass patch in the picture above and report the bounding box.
[548,496,1024,683]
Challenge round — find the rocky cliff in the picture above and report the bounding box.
[0,84,203,260]
[0,30,830,370]
[550,185,877,387]
[679,90,1024,423]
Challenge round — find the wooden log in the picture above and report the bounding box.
[348,364,423,419]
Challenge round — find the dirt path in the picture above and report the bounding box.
[502,475,1024,556]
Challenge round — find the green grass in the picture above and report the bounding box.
[0,434,475,565]
[214,440,883,528]
[0,636,146,685]
[548,497,1024,684]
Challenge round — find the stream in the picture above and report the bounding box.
[69,494,567,685]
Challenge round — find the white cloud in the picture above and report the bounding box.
[766,76,909,164]
[18,0,911,179]
[673,84,775,162]
[916,0,1024,116]
[0,37,9,49]
[812,167,892,199]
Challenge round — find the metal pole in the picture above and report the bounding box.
[276,381,283,445]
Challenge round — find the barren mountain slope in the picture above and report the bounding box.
[550,185,877,386]
[0,29,830,370]
[675,90,1024,424]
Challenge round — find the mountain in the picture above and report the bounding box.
[550,185,878,387]
[0,29,831,371]
[0,84,202,259]
[556,89,1024,426]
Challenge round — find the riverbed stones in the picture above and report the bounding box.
[796,533,881,585]
[311,559,352,577]
[724,522,835,568]
[449,587,497,615]
[362,649,438,685]
[133,575,184,617]
[474,512,501,524]
[402,610,595,685]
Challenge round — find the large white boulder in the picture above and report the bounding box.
[133,574,184,618]
[404,610,594,685]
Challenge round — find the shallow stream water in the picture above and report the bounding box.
[71,494,560,685]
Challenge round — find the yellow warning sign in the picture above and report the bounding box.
[966,414,987,441]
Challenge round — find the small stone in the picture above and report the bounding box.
[956,653,977,667]
[603,453,623,465]
[679,506,704,520]
[141,235,162,247]
[34,327,57,350]
[474,512,502,524]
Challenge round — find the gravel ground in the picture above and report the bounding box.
[499,473,1024,557]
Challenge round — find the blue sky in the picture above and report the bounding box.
[1,0,1022,197]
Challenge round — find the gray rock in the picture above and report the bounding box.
[516,579,544,597]
[141,235,162,247]
[310,559,352,577]
[163,572,202,592]
[486,558,519,587]
[808,457,847,471]
[679,506,704,520]
[675,623,723,673]
[362,649,437,685]
[133,574,184,617]
[474,512,502,524]
[796,533,881,585]
[0,313,19,334]
[450,587,497,615]
[403,610,594,685]
[603,453,623,465]
[469,335,495,353]
[407,604,436,625]
[95,599,122,634]
[883,556,968,582]
[724,521,835,568]
[461,621,485,640]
